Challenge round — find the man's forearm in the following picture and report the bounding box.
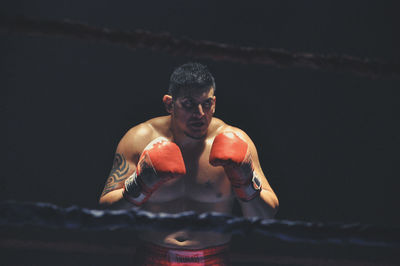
[99,188,132,209]
[239,189,279,219]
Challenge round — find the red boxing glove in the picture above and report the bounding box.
[123,137,186,206]
[210,131,261,201]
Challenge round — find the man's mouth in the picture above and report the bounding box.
[188,121,205,128]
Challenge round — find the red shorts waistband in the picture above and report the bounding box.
[138,242,230,265]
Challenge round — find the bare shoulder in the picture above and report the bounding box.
[212,117,251,141]
[209,117,226,136]
[146,116,171,136]
[117,117,168,158]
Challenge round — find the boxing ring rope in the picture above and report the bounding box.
[2,16,399,265]
[1,16,399,79]
[1,201,399,249]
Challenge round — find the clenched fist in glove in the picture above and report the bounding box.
[209,131,262,201]
[123,137,186,206]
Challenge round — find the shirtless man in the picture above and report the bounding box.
[99,62,279,265]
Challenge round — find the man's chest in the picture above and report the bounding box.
[148,142,233,203]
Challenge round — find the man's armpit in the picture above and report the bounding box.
[101,153,130,196]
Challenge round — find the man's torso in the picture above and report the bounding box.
[135,116,235,248]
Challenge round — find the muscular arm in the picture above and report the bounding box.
[98,123,154,208]
[99,152,134,208]
[215,127,279,219]
[238,131,279,219]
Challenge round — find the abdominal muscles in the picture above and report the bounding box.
[138,197,234,248]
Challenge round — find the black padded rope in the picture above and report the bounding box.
[1,201,399,248]
[1,17,399,79]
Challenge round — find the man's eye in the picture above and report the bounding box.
[182,101,193,108]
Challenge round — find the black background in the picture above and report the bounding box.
[2,1,399,227]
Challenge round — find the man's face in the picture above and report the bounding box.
[171,87,216,139]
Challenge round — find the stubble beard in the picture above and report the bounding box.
[184,130,207,140]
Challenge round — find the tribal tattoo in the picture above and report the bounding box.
[101,153,130,196]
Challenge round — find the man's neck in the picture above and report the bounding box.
[169,119,206,149]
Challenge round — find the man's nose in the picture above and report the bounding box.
[193,104,205,117]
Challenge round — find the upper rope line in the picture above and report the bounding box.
[1,17,399,79]
[1,201,399,248]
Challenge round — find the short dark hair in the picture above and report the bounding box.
[168,62,216,98]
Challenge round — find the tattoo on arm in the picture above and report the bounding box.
[101,153,130,196]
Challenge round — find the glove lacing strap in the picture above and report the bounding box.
[233,171,262,202]
[123,172,148,206]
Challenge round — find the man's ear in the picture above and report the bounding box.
[163,95,173,113]
[212,95,216,114]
